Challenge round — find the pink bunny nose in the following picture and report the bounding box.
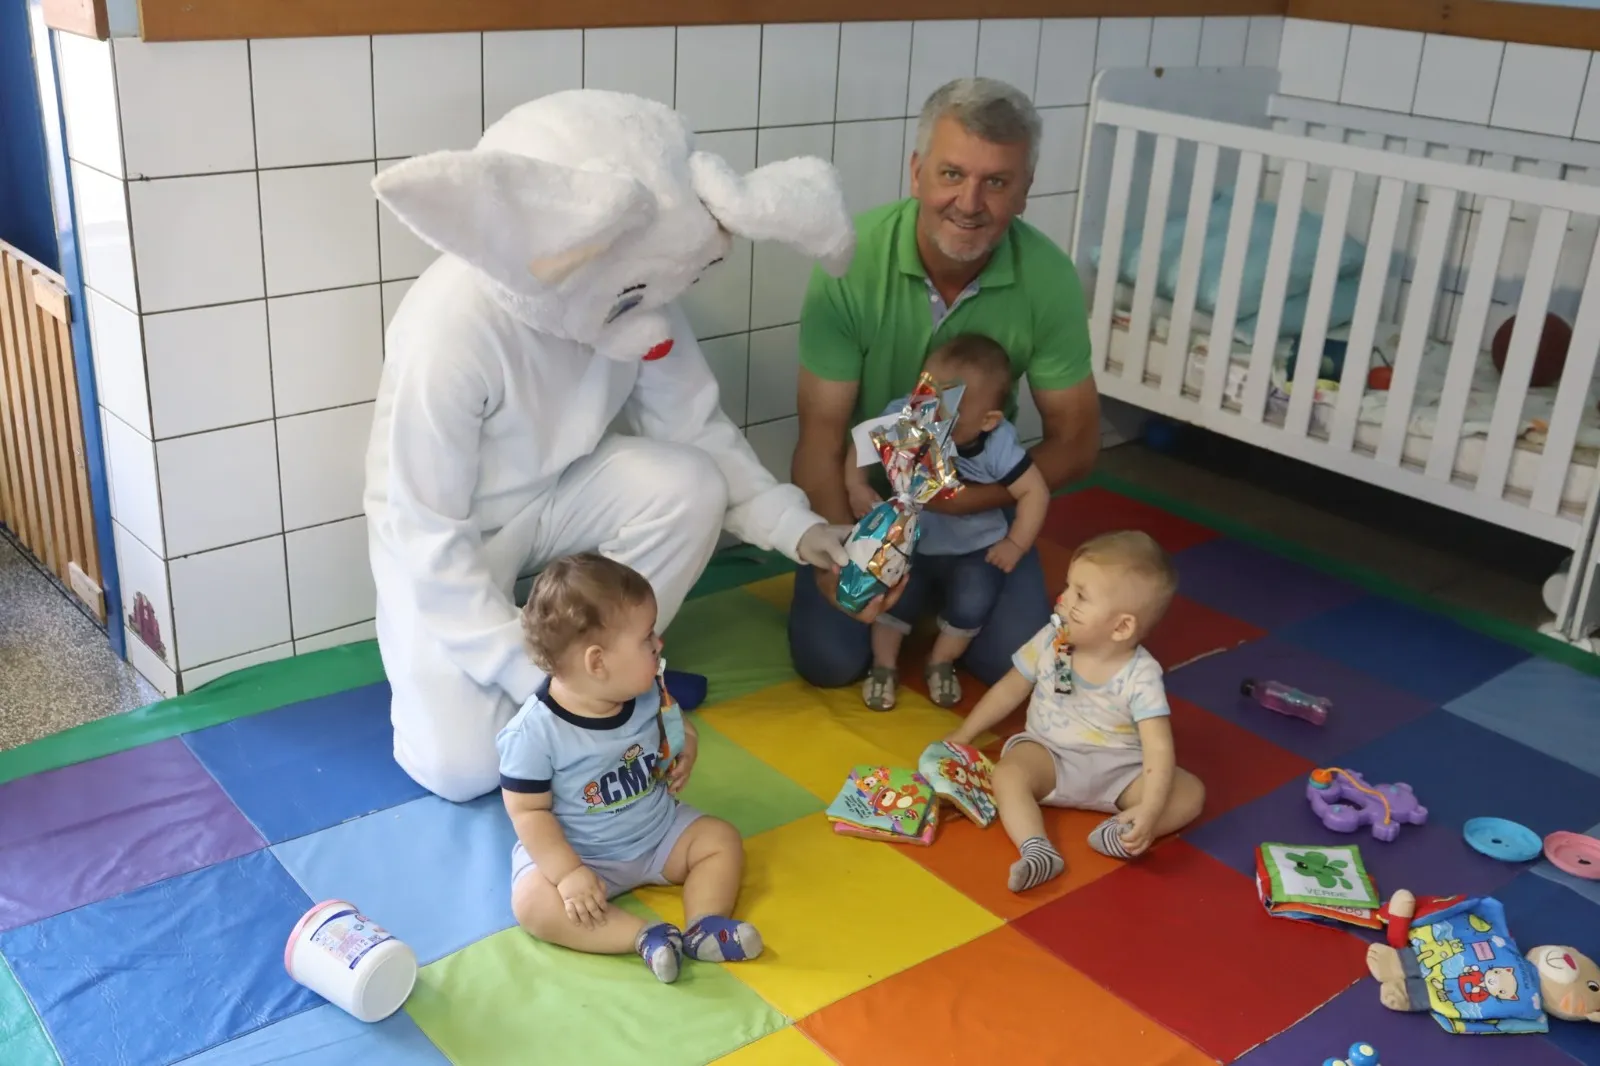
[643,340,674,361]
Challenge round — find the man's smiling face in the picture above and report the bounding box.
[910,115,1032,266]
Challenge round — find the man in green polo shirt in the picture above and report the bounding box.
[787,76,1101,691]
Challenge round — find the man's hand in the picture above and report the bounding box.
[985,537,1024,573]
[1115,805,1156,857]
[556,866,609,928]
[846,482,882,519]
[796,522,852,571]
[667,731,698,795]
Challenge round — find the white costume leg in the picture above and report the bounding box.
[375,434,727,803]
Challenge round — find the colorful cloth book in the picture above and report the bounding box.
[1255,842,1383,930]
[1403,896,1547,1035]
[917,741,997,827]
[826,765,938,846]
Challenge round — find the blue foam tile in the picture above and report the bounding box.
[0,848,320,1066]
[1276,597,1531,705]
[1533,821,1600,907]
[1170,537,1365,630]
[1185,773,1527,905]
[1497,873,1600,1064]
[180,1003,447,1065]
[1334,710,1600,840]
[183,682,428,844]
[1446,658,1600,779]
[271,792,518,966]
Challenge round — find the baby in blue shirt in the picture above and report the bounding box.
[496,553,760,983]
[847,333,1049,710]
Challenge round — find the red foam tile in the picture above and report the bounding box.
[1042,487,1219,556]
[1013,840,1370,1062]
[1143,595,1266,672]
[1166,695,1316,828]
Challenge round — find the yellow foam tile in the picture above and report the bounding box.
[697,680,907,802]
[808,684,964,765]
[637,813,1002,1019]
[743,573,795,614]
[716,1026,835,1065]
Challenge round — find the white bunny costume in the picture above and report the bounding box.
[366,90,854,802]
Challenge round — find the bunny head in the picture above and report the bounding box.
[371,89,855,362]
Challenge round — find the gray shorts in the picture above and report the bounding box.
[1001,733,1144,814]
[511,803,704,898]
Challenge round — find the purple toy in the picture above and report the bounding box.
[1307,767,1427,842]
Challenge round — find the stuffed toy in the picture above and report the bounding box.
[1367,890,1600,1033]
[364,89,856,802]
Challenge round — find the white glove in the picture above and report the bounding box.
[795,522,852,571]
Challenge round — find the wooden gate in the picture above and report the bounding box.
[0,239,104,622]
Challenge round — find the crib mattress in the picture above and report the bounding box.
[1102,306,1600,517]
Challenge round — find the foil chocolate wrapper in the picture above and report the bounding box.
[836,372,964,613]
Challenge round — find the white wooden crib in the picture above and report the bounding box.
[1071,67,1600,650]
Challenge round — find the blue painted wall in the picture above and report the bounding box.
[0,0,57,270]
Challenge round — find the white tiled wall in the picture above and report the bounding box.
[55,17,1267,694]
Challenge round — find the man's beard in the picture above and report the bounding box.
[932,212,994,262]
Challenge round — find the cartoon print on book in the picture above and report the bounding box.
[1458,966,1521,1004]
[1287,849,1355,891]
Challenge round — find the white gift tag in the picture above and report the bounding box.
[851,414,900,467]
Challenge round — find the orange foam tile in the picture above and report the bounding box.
[801,925,1216,1066]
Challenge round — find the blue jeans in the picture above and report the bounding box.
[787,540,1051,687]
[878,549,1006,637]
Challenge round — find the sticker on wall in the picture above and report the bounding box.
[128,592,166,660]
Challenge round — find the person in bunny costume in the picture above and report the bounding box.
[366,89,856,803]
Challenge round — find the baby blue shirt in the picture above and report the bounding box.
[878,396,1034,557]
[495,680,677,864]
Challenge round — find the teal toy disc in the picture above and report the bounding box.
[1463,817,1542,862]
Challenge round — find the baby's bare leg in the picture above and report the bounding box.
[512,870,644,955]
[1115,766,1206,838]
[993,741,1065,893]
[662,817,763,962]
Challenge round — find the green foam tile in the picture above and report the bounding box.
[405,926,785,1066]
[675,719,823,839]
[664,590,796,706]
[0,958,58,1066]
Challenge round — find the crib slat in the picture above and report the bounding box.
[1330,177,1406,451]
[1382,139,1429,322]
[1090,126,1140,375]
[1428,197,1512,481]
[1125,134,1178,386]
[1535,226,1600,514]
[1162,143,1219,400]
[1287,167,1356,438]
[1241,160,1309,421]
[1479,207,1570,500]
[1202,150,1264,413]
[1378,188,1458,466]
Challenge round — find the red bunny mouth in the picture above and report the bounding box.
[643,340,674,362]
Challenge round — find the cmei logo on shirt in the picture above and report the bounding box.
[580,743,664,812]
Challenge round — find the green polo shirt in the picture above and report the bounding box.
[797,196,1092,424]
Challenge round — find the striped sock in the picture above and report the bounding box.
[1008,836,1065,892]
[1088,817,1135,859]
[634,922,683,983]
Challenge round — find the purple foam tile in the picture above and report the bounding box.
[1171,538,1365,630]
[1165,636,1436,763]
[1234,980,1582,1065]
[1184,775,1526,905]
[0,738,264,932]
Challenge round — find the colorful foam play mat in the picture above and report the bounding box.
[5,474,1600,1065]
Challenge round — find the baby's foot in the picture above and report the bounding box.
[1008,836,1065,892]
[684,915,763,962]
[862,666,897,711]
[1088,817,1135,860]
[635,922,683,982]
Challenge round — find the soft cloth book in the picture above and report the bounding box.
[1255,842,1383,930]
[826,765,937,846]
[917,741,997,827]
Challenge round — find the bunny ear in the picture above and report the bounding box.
[372,149,656,287]
[688,151,856,277]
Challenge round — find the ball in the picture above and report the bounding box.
[1491,312,1570,388]
[1346,1041,1379,1066]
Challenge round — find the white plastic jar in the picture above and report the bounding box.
[284,900,418,1023]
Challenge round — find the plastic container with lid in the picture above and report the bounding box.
[284,900,417,1023]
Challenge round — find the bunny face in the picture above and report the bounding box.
[372,89,853,363]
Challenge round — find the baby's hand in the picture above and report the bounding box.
[557,866,609,928]
[986,538,1024,573]
[1116,806,1155,856]
[847,482,883,520]
[667,733,698,796]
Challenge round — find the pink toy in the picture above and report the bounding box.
[1307,767,1427,842]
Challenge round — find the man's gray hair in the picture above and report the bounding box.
[914,77,1042,174]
